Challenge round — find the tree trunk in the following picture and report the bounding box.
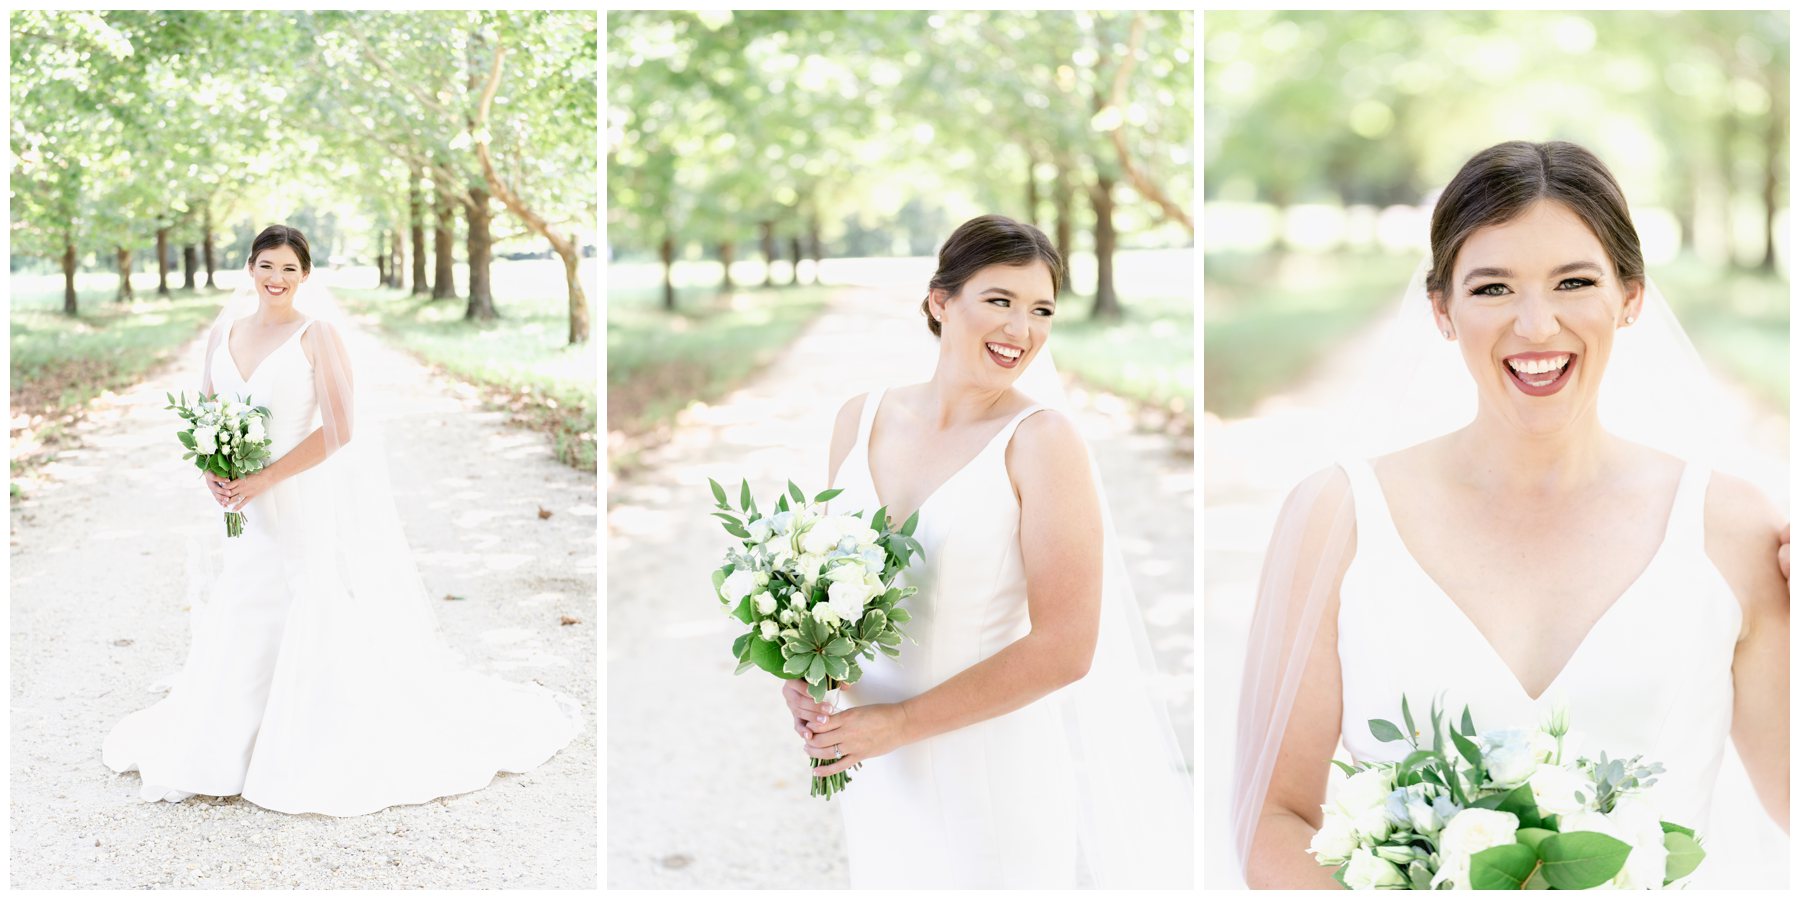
[760,219,778,287]
[660,232,677,311]
[182,244,197,290]
[433,190,457,300]
[1053,161,1075,293]
[410,166,430,294]
[62,235,78,316]
[115,247,135,302]
[788,235,803,286]
[393,227,407,288]
[809,214,823,271]
[1089,175,1120,320]
[1761,97,1784,272]
[718,240,735,294]
[463,187,496,320]
[561,242,590,344]
[1025,150,1040,228]
[376,231,389,287]
[155,227,172,296]
[202,205,217,288]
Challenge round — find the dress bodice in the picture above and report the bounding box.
[209,319,319,459]
[1334,458,1740,834]
[829,388,1047,702]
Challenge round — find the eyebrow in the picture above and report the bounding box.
[1461,261,1603,285]
[977,286,1055,306]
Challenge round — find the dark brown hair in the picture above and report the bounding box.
[1427,141,1643,304]
[921,214,1063,337]
[248,224,313,274]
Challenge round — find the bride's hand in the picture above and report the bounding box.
[1779,523,1789,582]
[221,471,273,511]
[806,702,912,777]
[781,679,832,743]
[202,472,232,508]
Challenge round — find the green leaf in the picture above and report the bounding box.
[1461,705,1476,736]
[711,511,743,527]
[1662,830,1704,884]
[731,596,754,624]
[1398,749,1436,774]
[733,657,755,675]
[723,522,751,539]
[1659,821,1696,838]
[860,608,887,638]
[178,431,196,450]
[805,654,826,682]
[730,632,751,660]
[740,478,752,510]
[1329,759,1356,776]
[901,509,919,536]
[813,487,843,504]
[782,652,813,677]
[709,477,728,508]
[748,637,786,677]
[775,494,789,514]
[788,480,805,504]
[1469,843,1538,890]
[823,637,856,657]
[887,607,912,624]
[1538,831,1632,889]
[1368,718,1405,743]
[869,505,888,532]
[823,654,848,681]
[807,680,828,703]
[1494,784,1544,829]
[1401,694,1417,743]
[877,643,901,658]
[874,628,902,646]
[1514,827,1555,853]
[1407,859,1433,890]
[1449,727,1483,772]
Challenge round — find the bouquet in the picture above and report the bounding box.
[708,477,923,799]
[1312,695,1705,890]
[166,391,275,538]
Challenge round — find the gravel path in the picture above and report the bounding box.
[605,286,1195,888]
[9,279,596,889]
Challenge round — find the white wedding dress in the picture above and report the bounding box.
[102,317,580,815]
[1337,458,1770,888]
[828,388,1079,888]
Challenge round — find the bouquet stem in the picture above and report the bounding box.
[809,685,860,800]
[225,510,246,538]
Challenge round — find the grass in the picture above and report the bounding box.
[332,260,598,472]
[1203,252,1426,418]
[1651,255,1789,410]
[606,274,834,475]
[10,272,225,480]
[1051,288,1194,433]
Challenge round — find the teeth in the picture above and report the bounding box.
[986,343,1022,360]
[1506,355,1569,376]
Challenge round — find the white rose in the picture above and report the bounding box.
[752,591,776,615]
[1343,847,1407,890]
[1528,763,1592,817]
[1385,783,1444,835]
[245,419,266,443]
[778,608,798,624]
[826,579,872,624]
[770,510,796,536]
[1480,729,1543,789]
[1307,810,1358,865]
[825,560,866,583]
[747,517,773,545]
[813,604,841,628]
[1332,767,1394,820]
[1406,795,1444,835]
[759,620,779,640]
[800,516,843,555]
[719,569,757,604]
[1431,808,1520,889]
[1351,805,1392,842]
[795,553,825,587]
[193,426,218,455]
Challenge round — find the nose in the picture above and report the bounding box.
[1002,309,1029,339]
[1511,289,1562,344]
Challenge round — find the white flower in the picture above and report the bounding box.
[1351,806,1392,842]
[193,426,218,455]
[826,578,873,624]
[747,518,773,545]
[800,516,843,555]
[770,510,797,536]
[778,608,799,624]
[1385,783,1445,835]
[1561,796,1667,889]
[1432,794,1463,825]
[795,553,825,587]
[1431,808,1520,889]
[1343,847,1408,890]
[752,591,776,615]
[1480,729,1551,789]
[813,604,841,628]
[1528,763,1593,817]
[1332,767,1394,820]
[1307,811,1358,865]
[719,568,757,604]
[825,559,866,583]
[245,419,266,443]
[759,620,779,640]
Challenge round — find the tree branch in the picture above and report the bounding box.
[1104,13,1192,234]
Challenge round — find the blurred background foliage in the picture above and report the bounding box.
[10,10,598,475]
[1203,10,1788,418]
[607,10,1195,471]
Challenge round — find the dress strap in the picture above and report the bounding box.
[853,388,886,452]
[1335,459,1400,554]
[1662,461,1709,548]
[992,404,1048,454]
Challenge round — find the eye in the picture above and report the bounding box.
[1470,283,1509,297]
[986,297,1011,308]
[1032,307,1055,317]
[1558,277,1596,290]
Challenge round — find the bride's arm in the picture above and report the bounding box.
[805,409,1101,771]
[1242,468,1356,889]
[1708,473,1789,831]
[223,323,353,508]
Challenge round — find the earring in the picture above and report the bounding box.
[1441,329,1453,339]
[1624,314,1635,325]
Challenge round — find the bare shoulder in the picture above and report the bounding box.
[1005,409,1090,484]
[1280,466,1358,571]
[1704,470,1784,618]
[826,392,869,484]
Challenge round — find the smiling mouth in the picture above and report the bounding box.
[985,342,1024,369]
[1503,353,1576,397]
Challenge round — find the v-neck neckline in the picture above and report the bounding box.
[861,388,1039,530]
[1359,460,1689,702]
[226,318,309,384]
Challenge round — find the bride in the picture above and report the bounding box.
[777,214,1190,888]
[1232,142,1788,887]
[102,224,580,815]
